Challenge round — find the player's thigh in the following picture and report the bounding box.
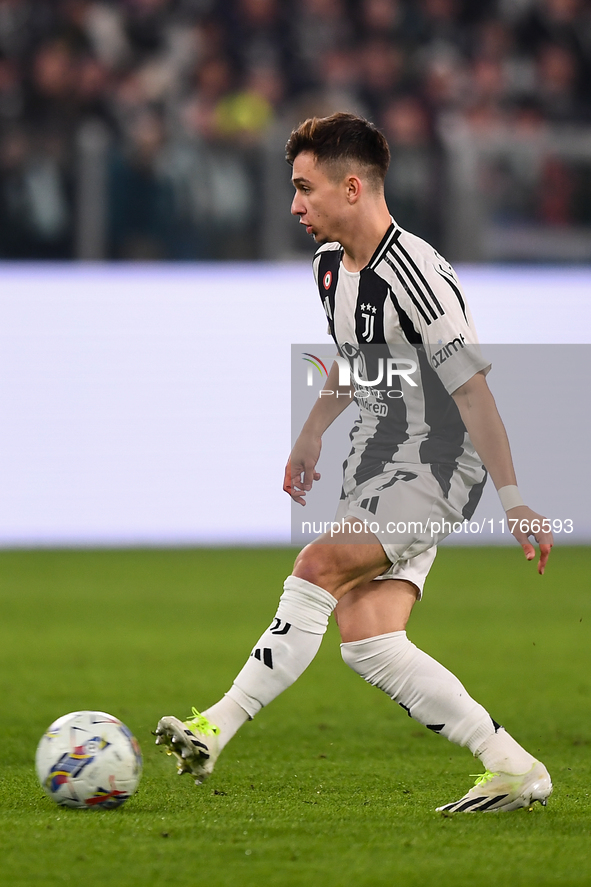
[292,523,391,599]
[334,578,419,643]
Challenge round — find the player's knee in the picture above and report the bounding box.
[292,544,342,593]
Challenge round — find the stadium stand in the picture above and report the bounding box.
[1,0,590,259]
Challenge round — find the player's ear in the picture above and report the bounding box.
[345,175,362,204]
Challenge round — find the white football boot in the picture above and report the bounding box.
[155,708,220,785]
[436,761,552,813]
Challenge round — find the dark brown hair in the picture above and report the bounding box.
[285,112,390,187]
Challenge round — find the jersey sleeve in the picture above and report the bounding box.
[395,248,490,394]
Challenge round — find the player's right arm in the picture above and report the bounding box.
[284,360,354,505]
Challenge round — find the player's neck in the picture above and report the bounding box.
[340,202,392,273]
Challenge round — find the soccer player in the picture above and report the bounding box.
[156,113,553,813]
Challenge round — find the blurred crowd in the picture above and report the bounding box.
[1,0,590,259]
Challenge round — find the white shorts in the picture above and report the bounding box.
[372,545,437,599]
[334,464,484,598]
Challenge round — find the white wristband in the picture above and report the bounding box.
[498,485,525,511]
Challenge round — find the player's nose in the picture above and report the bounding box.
[291,193,303,216]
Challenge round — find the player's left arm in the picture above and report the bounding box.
[452,371,553,575]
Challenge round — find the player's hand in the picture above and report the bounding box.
[506,505,553,575]
[283,434,322,506]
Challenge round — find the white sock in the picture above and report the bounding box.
[225,575,337,720]
[341,631,498,755]
[201,696,250,752]
[475,728,537,774]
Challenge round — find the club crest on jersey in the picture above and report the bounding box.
[323,271,332,290]
[360,303,377,342]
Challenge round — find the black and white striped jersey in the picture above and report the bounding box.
[312,220,490,494]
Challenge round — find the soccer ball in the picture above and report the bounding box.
[35,710,142,809]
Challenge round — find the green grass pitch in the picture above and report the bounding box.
[0,545,589,886]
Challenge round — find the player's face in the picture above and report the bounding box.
[291,151,349,244]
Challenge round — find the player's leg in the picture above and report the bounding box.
[337,563,552,811]
[155,524,390,783]
[333,577,418,640]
